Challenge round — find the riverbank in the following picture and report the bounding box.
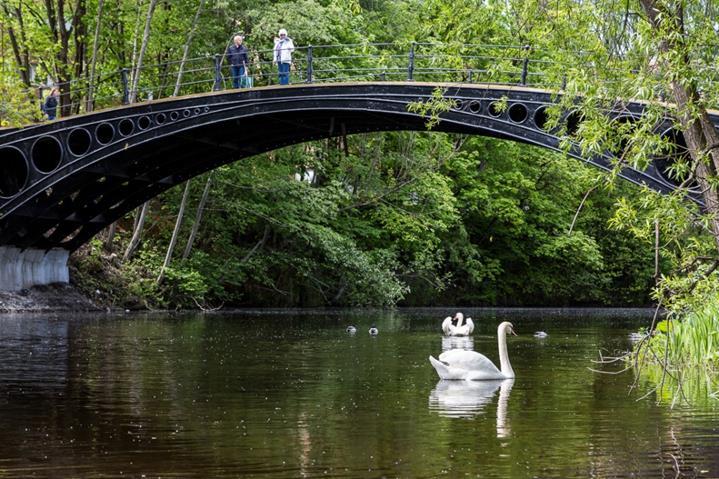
[0,284,102,313]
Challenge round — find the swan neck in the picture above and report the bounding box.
[497,326,514,378]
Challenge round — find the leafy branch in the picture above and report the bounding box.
[406,87,457,130]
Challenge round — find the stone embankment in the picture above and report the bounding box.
[0,284,101,313]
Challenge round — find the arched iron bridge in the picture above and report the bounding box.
[0,43,709,289]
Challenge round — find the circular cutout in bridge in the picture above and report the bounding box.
[95,123,115,145]
[31,136,63,173]
[609,116,637,157]
[468,100,481,114]
[118,119,134,136]
[67,128,92,156]
[565,111,584,136]
[0,147,29,198]
[488,102,503,117]
[654,129,695,189]
[534,106,549,130]
[508,103,528,123]
[155,113,167,125]
[138,116,152,130]
[170,111,180,121]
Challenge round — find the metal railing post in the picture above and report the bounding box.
[467,69,473,83]
[520,44,530,85]
[306,45,314,83]
[407,42,416,81]
[121,68,129,104]
[213,54,223,91]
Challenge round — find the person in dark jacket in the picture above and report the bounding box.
[43,88,60,120]
[226,35,249,88]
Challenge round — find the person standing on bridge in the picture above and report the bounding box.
[226,35,250,89]
[273,28,294,85]
[43,88,60,120]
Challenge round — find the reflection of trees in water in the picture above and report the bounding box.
[631,363,719,476]
[637,364,718,408]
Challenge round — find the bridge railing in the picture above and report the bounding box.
[28,42,583,121]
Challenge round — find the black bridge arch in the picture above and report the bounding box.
[0,82,704,253]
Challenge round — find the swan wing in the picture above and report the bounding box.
[452,325,470,336]
[466,318,475,334]
[438,349,501,376]
[429,355,471,380]
[441,317,452,334]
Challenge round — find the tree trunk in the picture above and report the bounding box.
[123,201,150,261]
[117,0,158,249]
[71,0,87,112]
[2,4,32,87]
[129,0,159,103]
[129,0,144,74]
[104,221,116,251]
[173,0,205,96]
[157,181,191,284]
[182,173,212,259]
[86,0,105,112]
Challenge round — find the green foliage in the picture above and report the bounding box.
[3,0,676,310]
[0,72,40,126]
[407,87,457,130]
[643,300,719,367]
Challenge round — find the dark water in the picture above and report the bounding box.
[0,309,717,478]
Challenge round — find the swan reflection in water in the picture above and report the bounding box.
[428,379,514,436]
[441,335,474,352]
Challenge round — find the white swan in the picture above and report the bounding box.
[441,312,475,336]
[429,321,516,380]
[368,325,379,336]
[533,331,548,339]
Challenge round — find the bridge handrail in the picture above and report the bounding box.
[17,40,666,123]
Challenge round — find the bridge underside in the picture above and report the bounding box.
[0,82,704,290]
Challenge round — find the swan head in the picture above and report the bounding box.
[454,312,464,321]
[499,321,517,336]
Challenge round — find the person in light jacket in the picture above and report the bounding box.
[273,28,294,85]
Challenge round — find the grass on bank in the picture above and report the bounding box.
[633,301,719,404]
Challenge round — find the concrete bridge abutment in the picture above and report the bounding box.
[0,247,69,291]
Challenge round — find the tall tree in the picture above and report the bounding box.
[123,201,150,261]
[182,173,212,259]
[129,0,158,103]
[637,0,719,250]
[86,0,105,112]
[157,181,191,284]
[173,0,205,97]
